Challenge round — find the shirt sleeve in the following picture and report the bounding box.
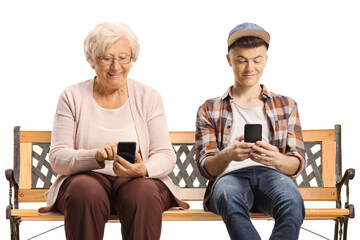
[195,102,219,181]
[285,101,306,177]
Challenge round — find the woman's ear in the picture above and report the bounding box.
[91,65,95,69]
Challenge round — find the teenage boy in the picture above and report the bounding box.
[195,22,306,239]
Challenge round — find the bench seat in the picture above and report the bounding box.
[11,208,350,222]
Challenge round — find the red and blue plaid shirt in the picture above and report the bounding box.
[195,85,306,210]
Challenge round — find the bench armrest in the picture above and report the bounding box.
[5,169,19,216]
[336,168,355,218]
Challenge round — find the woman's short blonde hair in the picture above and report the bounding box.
[84,21,140,66]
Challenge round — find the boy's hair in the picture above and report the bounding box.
[228,36,269,52]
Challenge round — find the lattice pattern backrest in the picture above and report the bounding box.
[294,141,323,187]
[168,143,208,187]
[32,143,57,188]
[29,141,324,189]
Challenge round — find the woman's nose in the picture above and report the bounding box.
[111,59,123,70]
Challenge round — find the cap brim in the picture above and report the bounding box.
[228,29,270,47]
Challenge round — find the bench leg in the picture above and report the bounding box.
[334,217,349,240]
[334,219,338,240]
[9,217,20,240]
[343,217,349,240]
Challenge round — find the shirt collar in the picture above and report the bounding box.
[221,84,271,100]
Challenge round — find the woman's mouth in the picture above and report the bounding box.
[108,72,122,78]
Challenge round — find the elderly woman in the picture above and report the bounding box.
[38,22,189,240]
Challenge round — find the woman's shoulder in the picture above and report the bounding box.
[127,78,161,99]
[57,79,93,107]
[60,79,93,98]
[63,79,92,93]
[128,78,157,92]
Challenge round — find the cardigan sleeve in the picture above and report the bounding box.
[143,90,176,179]
[49,87,103,176]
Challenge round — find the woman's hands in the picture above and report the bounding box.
[94,143,148,178]
[94,143,117,163]
[113,152,148,178]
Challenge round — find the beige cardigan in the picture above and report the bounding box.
[39,78,189,214]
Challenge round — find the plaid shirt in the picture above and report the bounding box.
[195,85,306,210]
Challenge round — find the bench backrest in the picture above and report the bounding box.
[12,125,342,203]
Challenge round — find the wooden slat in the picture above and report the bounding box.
[19,143,32,189]
[180,188,339,202]
[169,131,195,143]
[322,140,336,187]
[302,129,335,142]
[305,208,350,219]
[19,131,51,143]
[18,187,337,203]
[11,208,349,222]
[163,209,222,221]
[18,189,48,202]
[17,129,335,144]
[299,188,337,201]
[170,130,337,143]
[18,188,208,203]
[180,188,206,201]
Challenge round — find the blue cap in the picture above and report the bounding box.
[228,22,270,47]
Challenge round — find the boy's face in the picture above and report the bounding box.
[226,45,268,88]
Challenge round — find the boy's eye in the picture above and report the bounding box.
[237,58,247,63]
[254,57,263,63]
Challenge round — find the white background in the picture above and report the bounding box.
[1,0,359,239]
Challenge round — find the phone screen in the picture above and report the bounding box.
[117,142,136,163]
[244,124,262,143]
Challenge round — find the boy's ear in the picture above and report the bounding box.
[226,53,232,67]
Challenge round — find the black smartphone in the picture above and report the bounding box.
[117,142,136,164]
[244,124,262,143]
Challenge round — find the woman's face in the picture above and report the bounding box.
[93,39,132,90]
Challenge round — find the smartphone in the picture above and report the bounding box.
[117,142,136,164]
[244,124,262,143]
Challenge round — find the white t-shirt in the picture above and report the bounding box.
[88,98,139,176]
[218,99,275,178]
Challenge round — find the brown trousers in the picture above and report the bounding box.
[53,171,175,240]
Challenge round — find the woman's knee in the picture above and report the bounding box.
[115,178,166,210]
[64,173,110,204]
